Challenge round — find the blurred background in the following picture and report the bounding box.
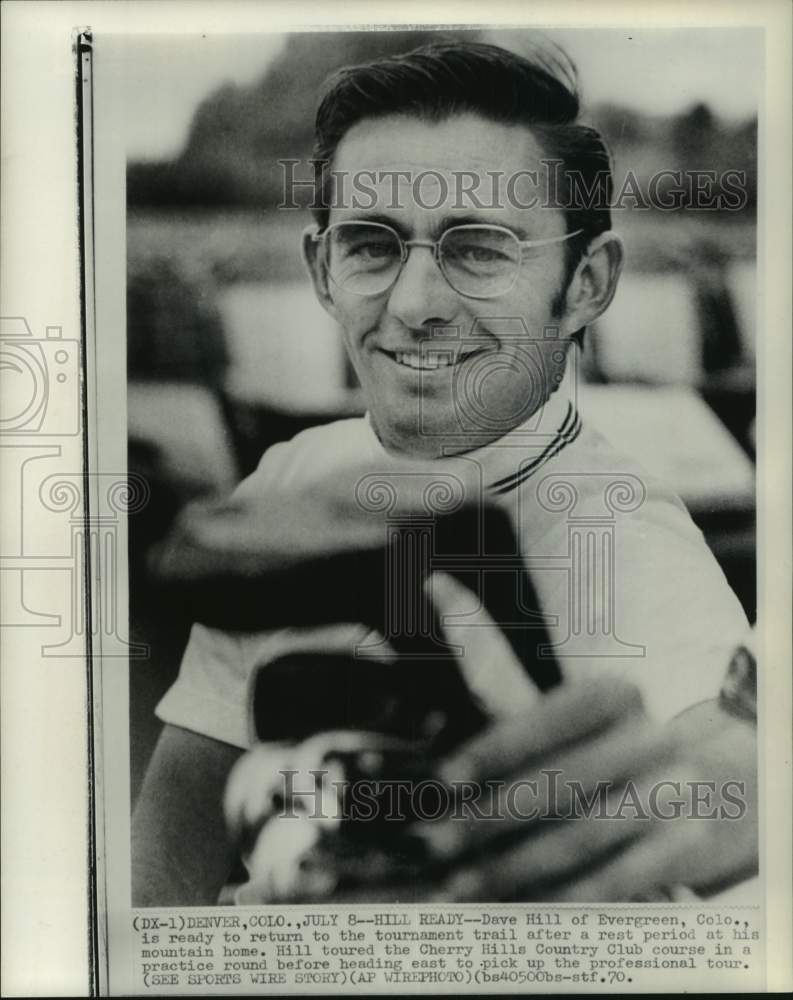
[125,28,758,800]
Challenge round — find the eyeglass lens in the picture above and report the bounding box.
[324,223,523,298]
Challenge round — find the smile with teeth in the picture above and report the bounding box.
[391,349,482,371]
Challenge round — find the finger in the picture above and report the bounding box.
[541,819,705,902]
[303,843,429,886]
[240,817,338,902]
[427,571,539,718]
[237,864,339,904]
[437,791,648,902]
[438,676,645,784]
[223,742,296,842]
[415,716,675,861]
[539,754,753,904]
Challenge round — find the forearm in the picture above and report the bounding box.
[131,724,243,906]
[664,698,758,891]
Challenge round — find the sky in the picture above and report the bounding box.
[114,29,763,161]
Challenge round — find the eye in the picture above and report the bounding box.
[334,233,400,266]
[353,240,398,260]
[442,229,518,270]
[457,244,509,263]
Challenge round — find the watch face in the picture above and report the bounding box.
[720,644,757,719]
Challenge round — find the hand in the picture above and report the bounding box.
[410,573,758,902]
[224,731,433,903]
[151,453,490,584]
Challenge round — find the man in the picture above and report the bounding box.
[132,40,756,905]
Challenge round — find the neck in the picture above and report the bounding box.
[369,388,560,460]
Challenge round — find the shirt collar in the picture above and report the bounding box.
[455,365,582,495]
[361,364,581,494]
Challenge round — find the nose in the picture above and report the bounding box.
[385,243,459,330]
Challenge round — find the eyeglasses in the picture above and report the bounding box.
[313,221,584,300]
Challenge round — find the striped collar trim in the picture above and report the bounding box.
[488,401,582,497]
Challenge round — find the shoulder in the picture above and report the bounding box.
[509,422,749,719]
[510,421,698,546]
[509,417,748,624]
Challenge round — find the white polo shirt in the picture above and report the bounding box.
[157,382,748,747]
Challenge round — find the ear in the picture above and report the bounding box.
[560,231,624,334]
[301,225,339,321]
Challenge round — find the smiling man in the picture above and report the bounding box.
[133,40,756,906]
[303,109,596,457]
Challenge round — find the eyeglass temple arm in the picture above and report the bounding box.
[517,228,584,249]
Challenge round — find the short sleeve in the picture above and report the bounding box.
[156,623,252,748]
[156,621,380,749]
[546,514,749,723]
[610,523,749,722]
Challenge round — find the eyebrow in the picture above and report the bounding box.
[337,212,532,241]
[437,214,532,239]
[343,212,413,238]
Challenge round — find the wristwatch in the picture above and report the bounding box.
[719,641,757,721]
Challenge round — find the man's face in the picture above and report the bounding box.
[311,112,578,457]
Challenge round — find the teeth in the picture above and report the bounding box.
[394,350,455,370]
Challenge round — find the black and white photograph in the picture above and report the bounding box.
[125,25,761,907]
[1,2,791,996]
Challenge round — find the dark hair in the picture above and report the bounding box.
[312,39,614,289]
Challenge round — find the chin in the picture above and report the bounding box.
[382,415,470,460]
